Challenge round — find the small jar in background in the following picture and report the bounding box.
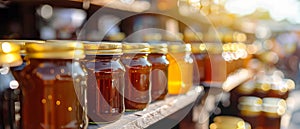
[148,43,169,101]
[267,79,295,99]
[83,42,125,123]
[167,43,193,95]
[262,98,286,129]
[238,96,263,129]
[20,41,88,129]
[121,43,152,111]
[204,43,226,85]
[0,42,22,129]
[191,43,206,86]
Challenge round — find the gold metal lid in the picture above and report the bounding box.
[205,43,223,54]
[211,116,246,129]
[149,43,168,54]
[143,33,162,42]
[25,41,85,59]
[262,98,286,115]
[191,43,206,53]
[122,43,150,53]
[0,40,45,54]
[107,32,125,41]
[168,43,191,53]
[238,96,262,113]
[83,42,122,55]
[0,42,22,66]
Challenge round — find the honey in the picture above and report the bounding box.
[148,43,169,101]
[167,43,193,94]
[83,42,125,123]
[238,96,263,129]
[121,43,152,111]
[0,42,22,129]
[19,41,88,129]
[191,43,206,85]
[261,98,286,129]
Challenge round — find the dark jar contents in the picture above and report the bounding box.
[0,42,23,129]
[121,43,152,111]
[148,43,169,102]
[19,42,88,129]
[261,98,286,129]
[83,42,125,123]
[191,43,206,85]
[238,96,263,129]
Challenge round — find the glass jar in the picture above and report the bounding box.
[191,43,206,85]
[148,43,169,101]
[210,116,250,129]
[83,42,125,123]
[19,41,88,129]
[167,43,193,95]
[238,96,263,129]
[203,43,226,84]
[261,98,286,129]
[0,40,45,80]
[121,43,152,111]
[0,42,22,129]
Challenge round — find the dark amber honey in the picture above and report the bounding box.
[121,43,152,111]
[148,43,169,101]
[83,42,125,123]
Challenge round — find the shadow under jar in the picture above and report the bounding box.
[0,42,22,129]
[148,43,169,102]
[82,42,125,123]
[121,43,152,111]
[19,41,88,129]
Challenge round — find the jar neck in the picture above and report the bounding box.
[85,55,121,61]
[29,58,75,64]
[123,53,148,59]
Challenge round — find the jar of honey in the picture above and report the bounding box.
[121,43,152,111]
[191,43,206,86]
[167,43,193,95]
[238,96,263,129]
[210,116,251,129]
[261,98,286,129]
[83,42,125,123]
[267,79,295,99]
[148,43,169,101]
[20,41,88,129]
[204,43,226,85]
[0,42,22,129]
[0,40,45,80]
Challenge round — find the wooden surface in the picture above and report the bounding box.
[88,86,203,129]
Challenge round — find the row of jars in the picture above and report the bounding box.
[0,40,196,129]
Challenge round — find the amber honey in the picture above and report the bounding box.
[19,41,87,129]
[167,43,193,95]
[0,42,22,129]
[83,42,125,123]
[121,43,152,111]
[148,43,169,101]
[191,43,206,85]
[261,98,286,129]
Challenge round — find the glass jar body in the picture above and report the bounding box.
[19,59,88,129]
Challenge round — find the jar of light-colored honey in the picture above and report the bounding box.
[167,43,193,95]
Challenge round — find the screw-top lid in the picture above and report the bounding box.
[168,43,191,53]
[83,41,122,55]
[191,43,206,53]
[149,43,168,54]
[25,41,85,59]
[211,116,247,129]
[0,42,22,66]
[0,40,45,55]
[122,43,150,54]
[262,97,286,117]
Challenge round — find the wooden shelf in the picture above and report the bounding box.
[88,86,204,129]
